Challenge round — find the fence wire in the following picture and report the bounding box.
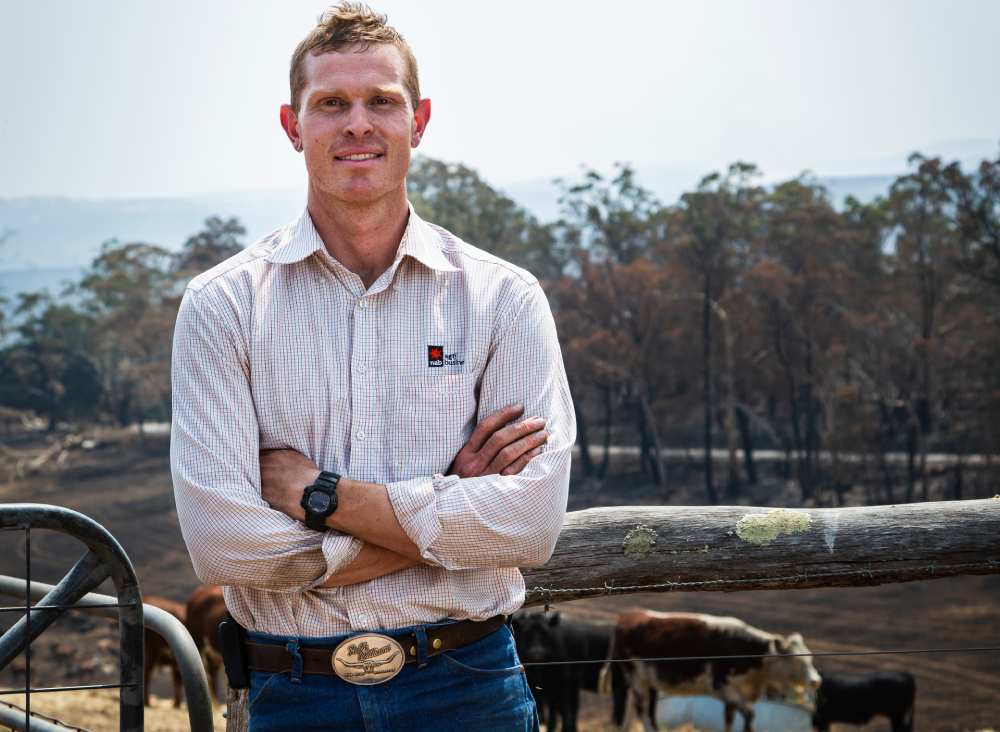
[520,645,1000,668]
[522,558,1000,669]
[526,557,1000,602]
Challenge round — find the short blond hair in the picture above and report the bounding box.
[289,2,420,112]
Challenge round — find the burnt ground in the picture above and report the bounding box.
[0,430,997,731]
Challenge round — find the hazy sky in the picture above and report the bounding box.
[2,0,998,199]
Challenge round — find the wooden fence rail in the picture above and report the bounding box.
[522,498,1000,604]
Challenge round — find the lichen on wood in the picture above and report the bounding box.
[622,523,657,558]
[735,508,812,546]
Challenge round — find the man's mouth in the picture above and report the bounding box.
[335,153,383,161]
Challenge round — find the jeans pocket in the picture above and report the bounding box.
[247,671,281,712]
[439,651,525,677]
[439,626,526,678]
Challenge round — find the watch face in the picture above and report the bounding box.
[307,491,331,513]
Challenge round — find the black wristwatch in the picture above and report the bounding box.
[300,471,341,531]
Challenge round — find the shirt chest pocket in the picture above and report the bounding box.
[389,371,480,479]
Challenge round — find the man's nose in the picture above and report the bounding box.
[344,104,374,137]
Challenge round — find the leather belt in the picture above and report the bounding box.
[246,615,507,677]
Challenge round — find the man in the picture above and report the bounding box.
[170,3,574,730]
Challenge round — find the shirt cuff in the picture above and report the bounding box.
[386,473,457,562]
[308,531,364,589]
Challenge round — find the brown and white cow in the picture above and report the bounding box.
[185,584,228,704]
[601,610,821,732]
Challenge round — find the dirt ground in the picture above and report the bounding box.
[0,430,997,731]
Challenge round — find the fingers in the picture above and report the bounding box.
[500,446,543,476]
[464,404,524,453]
[486,425,549,475]
[481,416,546,465]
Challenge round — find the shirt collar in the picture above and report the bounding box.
[264,203,459,273]
[396,204,460,273]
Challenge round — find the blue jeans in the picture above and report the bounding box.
[246,621,539,732]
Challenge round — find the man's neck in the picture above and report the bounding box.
[307,187,410,290]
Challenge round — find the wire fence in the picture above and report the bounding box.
[519,644,1000,668]
[525,557,1000,603]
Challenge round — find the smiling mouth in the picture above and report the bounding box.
[335,153,383,161]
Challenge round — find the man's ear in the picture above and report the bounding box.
[280,104,303,152]
[411,98,431,148]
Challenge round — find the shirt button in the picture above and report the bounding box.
[356,362,367,374]
[357,298,368,309]
[356,429,366,440]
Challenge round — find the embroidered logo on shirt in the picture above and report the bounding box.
[427,345,465,368]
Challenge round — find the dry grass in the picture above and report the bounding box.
[0,690,226,732]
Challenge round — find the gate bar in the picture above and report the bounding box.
[0,575,216,732]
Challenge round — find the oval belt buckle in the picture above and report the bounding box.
[331,633,406,685]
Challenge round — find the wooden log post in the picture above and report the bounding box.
[225,498,1000,729]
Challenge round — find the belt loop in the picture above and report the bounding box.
[414,625,429,668]
[286,639,303,684]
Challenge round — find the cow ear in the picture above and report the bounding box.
[774,637,790,653]
[548,612,561,627]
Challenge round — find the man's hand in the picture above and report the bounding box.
[259,449,320,522]
[449,405,548,478]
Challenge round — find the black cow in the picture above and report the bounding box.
[511,611,623,732]
[813,670,915,732]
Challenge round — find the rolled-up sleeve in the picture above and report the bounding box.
[386,282,574,570]
[170,287,362,590]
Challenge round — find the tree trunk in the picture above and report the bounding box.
[804,344,820,495]
[876,400,896,504]
[736,406,758,486]
[723,334,740,494]
[773,318,805,497]
[636,404,650,477]
[702,290,717,504]
[574,400,594,477]
[599,386,613,478]
[639,393,665,487]
[906,422,918,503]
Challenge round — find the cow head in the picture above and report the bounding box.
[510,610,562,664]
[763,632,822,710]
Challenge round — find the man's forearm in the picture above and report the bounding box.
[325,478,423,560]
[318,542,420,587]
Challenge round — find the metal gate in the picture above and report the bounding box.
[0,502,214,731]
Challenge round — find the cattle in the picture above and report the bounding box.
[185,584,228,703]
[812,670,915,732]
[143,595,185,707]
[511,610,627,732]
[601,610,822,732]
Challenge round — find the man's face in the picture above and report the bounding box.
[281,43,430,206]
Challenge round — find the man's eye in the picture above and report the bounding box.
[372,97,390,106]
[322,98,341,107]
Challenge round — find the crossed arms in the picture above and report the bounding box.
[257,407,549,587]
[170,281,575,592]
